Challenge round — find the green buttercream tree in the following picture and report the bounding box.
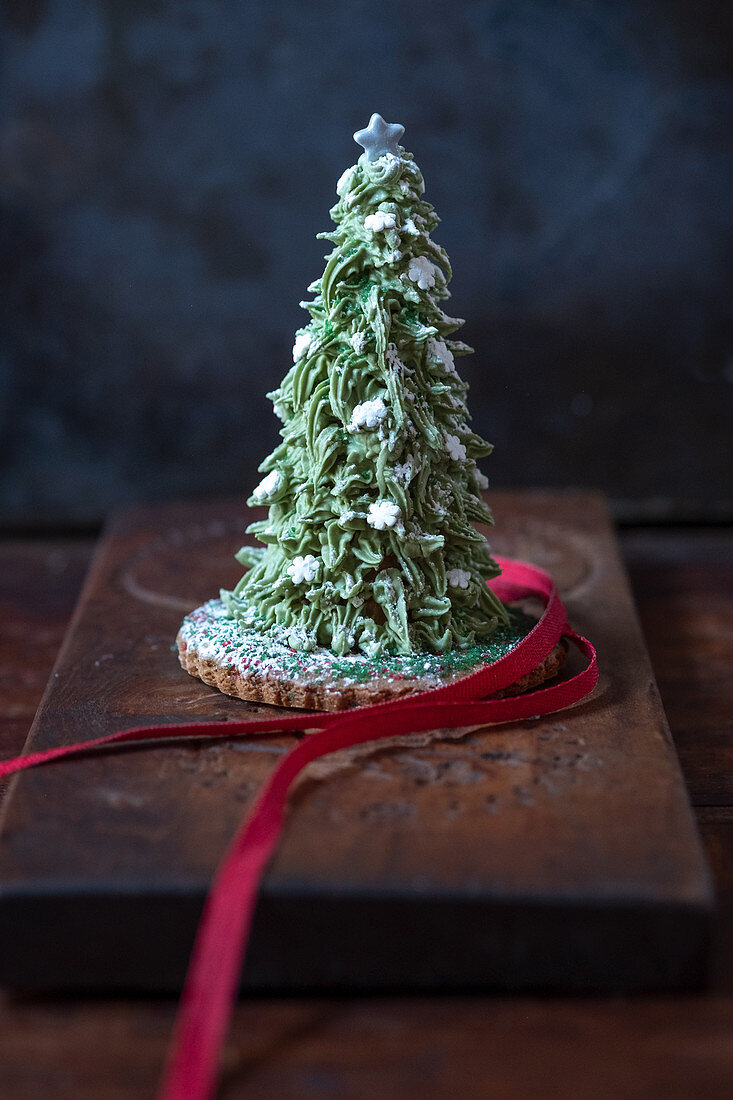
[222,115,509,658]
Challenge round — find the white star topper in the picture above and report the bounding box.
[353,113,405,163]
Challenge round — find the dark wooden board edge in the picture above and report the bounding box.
[0,886,711,994]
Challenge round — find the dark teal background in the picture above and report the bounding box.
[1,0,731,525]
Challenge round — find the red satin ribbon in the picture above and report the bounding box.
[0,557,598,1100]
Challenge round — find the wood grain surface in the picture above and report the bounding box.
[0,520,731,1097]
[0,493,713,994]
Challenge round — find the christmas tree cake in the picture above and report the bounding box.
[177,115,566,709]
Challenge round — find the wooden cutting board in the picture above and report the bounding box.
[0,492,713,992]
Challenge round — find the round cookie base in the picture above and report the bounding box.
[177,599,568,712]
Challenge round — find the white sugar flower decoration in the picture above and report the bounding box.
[364,211,397,234]
[475,469,489,490]
[367,500,401,530]
[349,397,388,432]
[252,470,282,501]
[444,433,467,462]
[407,255,436,290]
[292,329,313,362]
[287,554,320,585]
[447,568,471,589]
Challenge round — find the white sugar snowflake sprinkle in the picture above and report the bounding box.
[350,331,368,354]
[252,470,282,501]
[447,568,471,589]
[364,211,397,234]
[393,461,413,484]
[367,500,401,530]
[292,329,313,362]
[272,404,286,421]
[475,469,489,490]
[407,255,436,290]
[403,217,420,236]
[349,396,388,432]
[286,554,320,585]
[444,433,467,462]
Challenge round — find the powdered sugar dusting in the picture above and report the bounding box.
[386,343,403,371]
[350,331,368,354]
[179,599,533,690]
[292,329,313,362]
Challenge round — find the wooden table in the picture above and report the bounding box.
[0,524,731,1098]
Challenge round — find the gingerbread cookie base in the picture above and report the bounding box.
[177,599,567,712]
